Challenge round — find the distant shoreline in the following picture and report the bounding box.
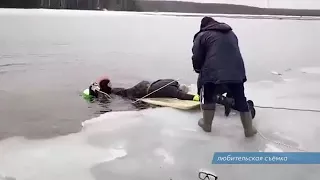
[2,8,320,20]
[1,0,320,17]
[133,1,320,17]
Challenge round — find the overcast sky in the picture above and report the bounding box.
[166,0,320,9]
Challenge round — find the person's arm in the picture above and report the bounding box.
[126,81,150,99]
[111,88,128,97]
[192,32,206,73]
[109,81,150,100]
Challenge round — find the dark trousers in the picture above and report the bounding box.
[148,80,194,100]
[200,83,249,112]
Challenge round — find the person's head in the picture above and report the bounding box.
[200,16,215,29]
[97,76,112,94]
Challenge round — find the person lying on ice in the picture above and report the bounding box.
[83,77,255,118]
[87,77,199,101]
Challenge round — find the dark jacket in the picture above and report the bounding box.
[111,81,151,99]
[111,79,194,100]
[192,21,247,94]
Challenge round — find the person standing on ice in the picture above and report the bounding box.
[191,16,257,137]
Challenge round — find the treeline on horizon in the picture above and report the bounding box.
[0,0,103,9]
[1,0,320,16]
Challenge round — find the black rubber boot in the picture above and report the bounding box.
[224,102,232,117]
[198,104,216,132]
[247,100,256,119]
[216,95,234,117]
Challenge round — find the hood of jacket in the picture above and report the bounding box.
[193,21,232,41]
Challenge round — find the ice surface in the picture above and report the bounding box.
[1,72,320,180]
[1,9,320,180]
[300,66,320,75]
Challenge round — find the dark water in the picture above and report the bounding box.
[1,9,320,140]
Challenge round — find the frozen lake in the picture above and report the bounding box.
[1,9,320,180]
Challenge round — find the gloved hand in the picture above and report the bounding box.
[89,82,100,97]
[90,82,100,91]
[193,94,200,101]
